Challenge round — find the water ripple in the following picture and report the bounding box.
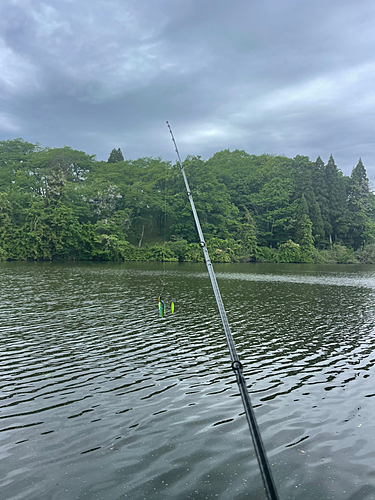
[1,262,375,499]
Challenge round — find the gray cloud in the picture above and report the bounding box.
[1,0,375,181]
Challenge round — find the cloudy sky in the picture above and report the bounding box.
[1,0,375,179]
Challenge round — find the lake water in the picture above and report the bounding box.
[1,262,375,500]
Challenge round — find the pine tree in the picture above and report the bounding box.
[325,155,348,244]
[295,194,315,262]
[310,201,324,246]
[239,211,258,254]
[107,148,124,163]
[312,156,331,244]
[349,158,370,203]
[347,158,373,249]
[292,156,324,245]
[296,193,309,221]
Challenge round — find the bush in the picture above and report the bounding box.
[144,245,178,262]
[329,244,357,264]
[312,249,329,264]
[166,239,188,262]
[0,246,7,261]
[185,243,204,262]
[355,244,375,264]
[117,240,142,261]
[207,237,239,263]
[256,246,278,262]
[277,240,301,263]
[210,248,232,263]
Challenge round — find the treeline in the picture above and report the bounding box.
[1,139,375,264]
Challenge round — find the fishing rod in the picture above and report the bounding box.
[166,121,280,500]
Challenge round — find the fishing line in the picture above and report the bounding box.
[158,163,167,316]
[166,121,279,500]
[160,158,168,297]
[159,156,174,316]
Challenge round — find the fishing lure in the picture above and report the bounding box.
[158,296,165,317]
[171,300,175,314]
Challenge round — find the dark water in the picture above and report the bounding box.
[1,262,375,500]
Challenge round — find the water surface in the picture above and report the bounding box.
[1,262,375,499]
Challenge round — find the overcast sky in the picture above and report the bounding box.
[1,0,375,180]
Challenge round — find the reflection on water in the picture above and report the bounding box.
[1,262,375,500]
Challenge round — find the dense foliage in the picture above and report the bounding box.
[1,138,375,263]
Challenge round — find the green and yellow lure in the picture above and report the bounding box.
[158,296,165,317]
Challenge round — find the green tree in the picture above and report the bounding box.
[236,211,258,256]
[206,149,267,212]
[0,138,39,191]
[0,192,13,259]
[312,156,331,244]
[325,155,349,244]
[3,140,375,263]
[278,240,301,263]
[251,177,296,247]
[107,148,124,163]
[10,201,80,260]
[347,158,374,249]
[295,194,315,262]
[349,158,371,204]
[169,156,239,243]
[292,156,324,245]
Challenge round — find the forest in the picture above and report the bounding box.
[1,138,375,264]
